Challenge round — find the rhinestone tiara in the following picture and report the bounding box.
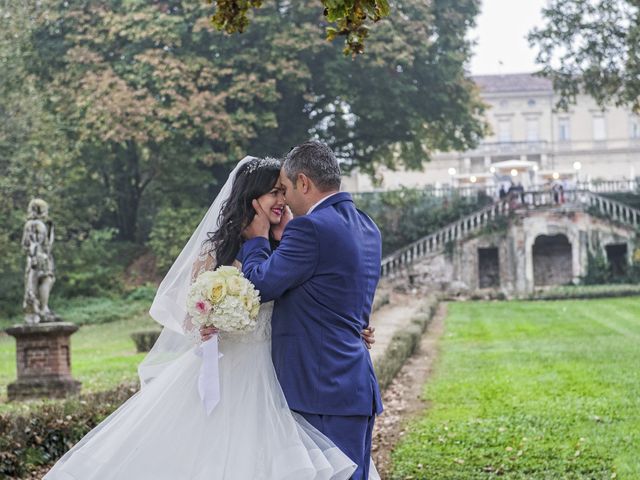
[245,157,281,175]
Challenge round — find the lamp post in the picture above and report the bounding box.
[573,161,582,186]
[448,167,457,189]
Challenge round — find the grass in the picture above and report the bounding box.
[391,297,640,480]
[0,308,158,411]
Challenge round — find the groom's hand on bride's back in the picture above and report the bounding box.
[361,326,376,350]
[243,200,270,240]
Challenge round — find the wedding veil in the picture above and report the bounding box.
[46,157,257,471]
[138,156,256,387]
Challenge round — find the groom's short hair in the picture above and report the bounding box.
[284,141,341,192]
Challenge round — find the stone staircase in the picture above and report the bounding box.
[380,191,640,278]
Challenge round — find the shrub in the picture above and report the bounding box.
[0,382,139,477]
[0,284,156,329]
[530,284,640,300]
[582,249,640,286]
[51,295,149,327]
[130,330,162,352]
[148,207,205,274]
[125,284,156,302]
[373,295,438,390]
[55,229,140,298]
[355,188,492,256]
[1,228,142,320]
[0,213,29,318]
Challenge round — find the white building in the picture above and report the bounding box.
[344,73,640,192]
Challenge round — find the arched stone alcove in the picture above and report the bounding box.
[532,234,573,286]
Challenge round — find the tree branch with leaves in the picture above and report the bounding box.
[208,0,390,55]
[529,0,640,113]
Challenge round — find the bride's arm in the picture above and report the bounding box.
[183,245,218,338]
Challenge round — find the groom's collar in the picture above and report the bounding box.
[307,191,353,214]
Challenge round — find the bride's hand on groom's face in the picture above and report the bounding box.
[243,200,270,240]
[271,206,292,241]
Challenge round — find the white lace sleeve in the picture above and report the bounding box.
[183,243,217,344]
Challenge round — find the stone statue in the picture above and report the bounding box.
[22,198,58,324]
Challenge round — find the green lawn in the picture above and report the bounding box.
[392,297,640,480]
[0,309,158,410]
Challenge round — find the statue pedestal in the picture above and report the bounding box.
[5,322,81,401]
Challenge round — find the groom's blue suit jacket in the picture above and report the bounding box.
[239,192,383,417]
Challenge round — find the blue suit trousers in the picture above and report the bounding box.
[296,410,376,480]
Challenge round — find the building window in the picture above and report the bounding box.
[498,119,511,143]
[558,118,570,142]
[527,99,536,107]
[631,117,640,139]
[471,157,484,172]
[526,117,540,142]
[593,115,606,141]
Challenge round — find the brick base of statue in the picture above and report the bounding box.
[5,322,82,401]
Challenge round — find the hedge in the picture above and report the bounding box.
[0,382,138,477]
[373,295,439,390]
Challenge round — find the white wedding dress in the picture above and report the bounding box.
[44,301,379,480]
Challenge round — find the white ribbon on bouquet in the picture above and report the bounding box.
[195,334,223,415]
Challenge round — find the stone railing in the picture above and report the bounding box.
[379,190,640,278]
[582,192,640,228]
[514,190,640,228]
[380,200,511,278]
[355,179,638,203]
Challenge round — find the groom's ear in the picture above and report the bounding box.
[298,173,311,194]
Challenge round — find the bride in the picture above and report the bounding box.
[44,156,379,480]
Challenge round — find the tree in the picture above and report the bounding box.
[238,0,488,172]
[528,0,640,113]
[30,1,281,241]
[26,0,485,241]
[0,0,487,311]
[0,2,84,315]
[208,0,391,55]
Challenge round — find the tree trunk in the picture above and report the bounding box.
[111,141,142,242]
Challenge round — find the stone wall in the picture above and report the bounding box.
[402,207,637,297]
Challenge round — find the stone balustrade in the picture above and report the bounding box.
[380,191,640,278]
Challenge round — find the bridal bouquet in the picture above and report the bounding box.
[187,265,261,332]
[186,266,261,415]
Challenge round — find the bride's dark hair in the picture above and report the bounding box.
[206,158,282,267]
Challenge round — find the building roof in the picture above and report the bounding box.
[473,73,553,94]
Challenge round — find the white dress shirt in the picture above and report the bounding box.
[307,192,341,215]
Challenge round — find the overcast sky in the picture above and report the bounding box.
[469,0,548,76]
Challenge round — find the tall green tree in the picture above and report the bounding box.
[27,0,485,241]
[32,1,280,241]
[529,0,640,113]
[234,0,488,171]
[0,2,106,314]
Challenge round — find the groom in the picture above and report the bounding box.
[239,141,383,479]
